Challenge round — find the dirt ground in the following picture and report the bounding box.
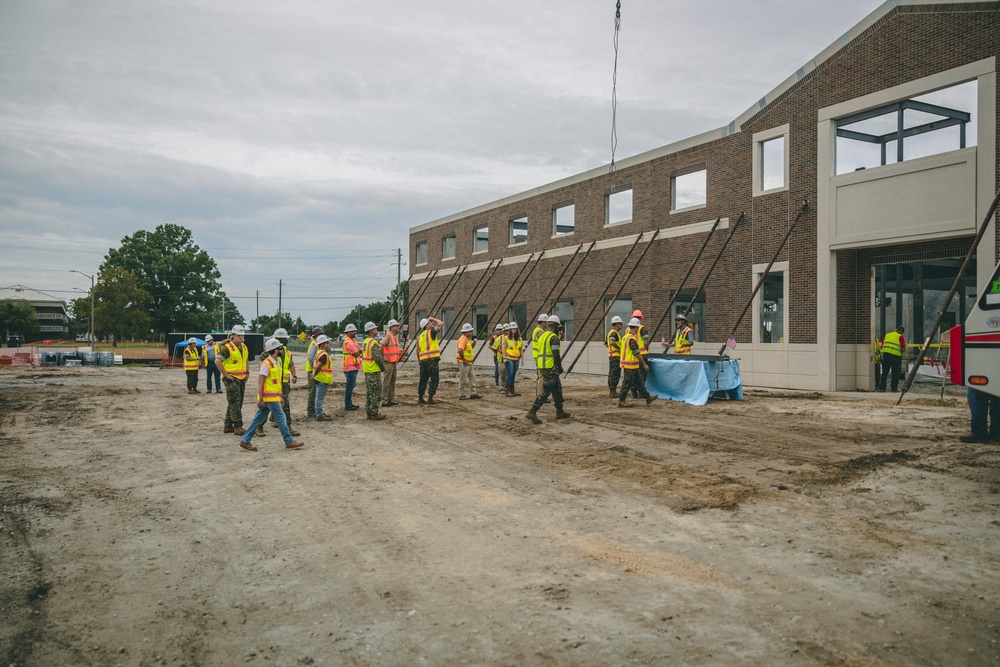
[1,364,998,667]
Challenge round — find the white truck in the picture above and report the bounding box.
[949,259,1000,398]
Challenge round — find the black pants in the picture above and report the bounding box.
[879,354,902,392]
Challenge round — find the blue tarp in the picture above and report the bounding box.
[174,338,207,347]
[646,357,743,406]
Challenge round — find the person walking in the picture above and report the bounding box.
[304,327,323,418]
[342,324,361,411]
[531,313,548,399]
[238,337,304,452]
[672,313,695,355]
[504,321,524,397]
[488,323,504,391]
[877,325,906,392]
[362,322,387,421]
[606,315,624,398]
[417,316,443,404]
[456,323,482,400]
[270,328,300,436]
[183,337,201,394]
[630,310,649,398]
[311,334,334,420]
[202,334,222,393]
[619,318,658,408]
[525,315,571,424]
[380,319,401,407]
[216,324,249,435]
[960,387,1000,443]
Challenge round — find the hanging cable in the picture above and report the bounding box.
[610,0,621,174]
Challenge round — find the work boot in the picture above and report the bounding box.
[646,395,658,406]
[288,427,301,436]
[555,408,571,420]
[239,441,257,452]
[610,389,618,398]
[233,426,246,435]
[525,408,541,424]
[316,415,332,421]
[285,440,304,449]
[418,396,426,405]
[469,394,482,400]
[223,425,234,434]
[255,427,266,437]
[367,413,387,421]
[618,400,633,408]
[427,396,437,405]
[193,388,201,394]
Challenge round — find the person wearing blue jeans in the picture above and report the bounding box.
[311,335,334,420]
[203,334,222,393]
[960,387,1000,443]
[342,324,362,411]
[504,321,524,397]
[239,337,304,451]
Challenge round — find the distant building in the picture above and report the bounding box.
[0,285,70,340]
[408,0,999,391]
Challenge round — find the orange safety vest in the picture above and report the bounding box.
[417,329,440,361]
[362,337,381,374]
[315,349,333,384]
[674,325,694,354]
[456,336,475,363]
[260,356,284,402]
[342,337,361,371]
[620,332,640,370]
[383,332,400,363]
[183,346,200,371]
[606,329,621,359]
[221,340,248,380]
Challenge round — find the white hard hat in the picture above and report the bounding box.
[628,317,641,327]
[344,323,357,333]
[387,319,400,328]
[315,334,332,345]
[187,337,197,344]
[204,334,213,341]
[419,318,430,329]
[461,323,474,333]
[495,323,504,330]
[547,315,561,325]
[273,327,288,339]
[264,337,282,352]
[502,323,510,331]
[231,324,246,335]
[538,313,549,322]
[675,313,688,321]
[611,316,623,325]
[508,321,518,329]
[364,321,377,332]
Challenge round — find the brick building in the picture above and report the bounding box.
[407,1,999,391]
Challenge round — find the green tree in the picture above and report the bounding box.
[102,224,222,335]
[208,292,245,332]
[338,301,391,331]
[0,300,40,344]
[388,280,408,323]
[92,267,153,341]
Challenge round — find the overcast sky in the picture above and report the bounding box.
[0,0,882,328]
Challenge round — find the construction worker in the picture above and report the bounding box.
[606,316,624,397]
[488,323,504,391]
[456,322,482,400]
[311,334,334,420]
[202,334,221,393]
[238,337,304,452]
[960,387,1000,443]
[183,337,201,393]
[380,319,402,407]
[632,310,649,398]
[417,316,443,404]
[531,313,549,399]
[216,324,249,435]
[362,322,387,420]
[304,326,323,418]
[492,323,509,392]
[877,325,906,392]
[504,321,524,397]
[619,318,658,408]
[270,328,300,436]
[673,314,695,354]
[525,315,570,424]
[342,324,361,411]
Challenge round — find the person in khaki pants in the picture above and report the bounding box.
[380,319,401,407]
[456,323,482,401]
[530,313,548,399]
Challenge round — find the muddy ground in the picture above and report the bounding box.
[1,365,998,666]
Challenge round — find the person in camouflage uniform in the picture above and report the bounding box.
[525,315,571,424]
[361,322,387,421]
[606,316,624,398]
[215,325,250,435]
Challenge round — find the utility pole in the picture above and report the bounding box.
[278,280,283,328]
[221,296,226,331]
[396,248,403,320]
[256,291,259,327]
[69,270,95,351]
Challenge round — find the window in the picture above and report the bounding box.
[507,303,527,332]
[752,125,789,196]
[509,216,528,245]
[606,189,632,225]
[753,263,787,344]
[552,204,575,236]
[605,298,632,334]
[671,169,706,212]
[672,295,705,346]
[416,242,428,265]
[552,301,574,341]
[473,306,489,338]
[834,80,977,174]
[442,308,456,341]
[442,236,456,261]
[474,226,489,253]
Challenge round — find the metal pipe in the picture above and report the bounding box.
[471,251,545,365]
[400,266,466,363]
[439,259,502,343]
[530,242,591,325]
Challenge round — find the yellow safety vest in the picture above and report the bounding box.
[537,331,557,370]
[362,337,381,374]
[201,342,219,366]
[881,331,903,357]
[221,341,248,380]
[314,349,333,385]
[531,326,545,360]
[457,337,475,363]
[504,336,522,361]
[259,356,283,402]
[674,325,694,354]
[606,329,621,359]
[304,338,318,373]
[636,325,648,356]
[417,329,440,361]
[493,334,506,361]
[183,346,200,371]
[620,332,640,369]
[279,346,293,382]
